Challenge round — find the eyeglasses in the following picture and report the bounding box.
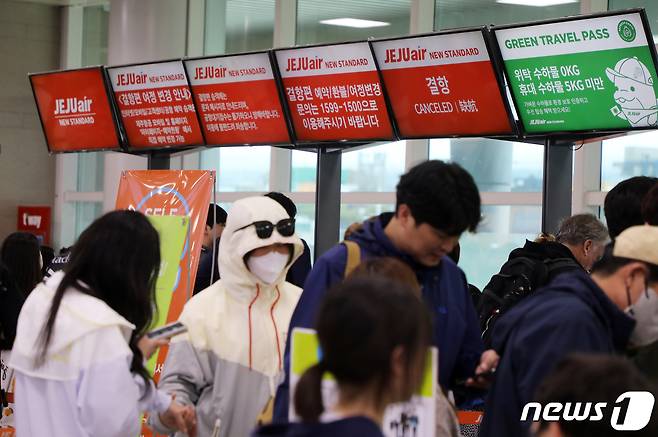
[237,218,295,239]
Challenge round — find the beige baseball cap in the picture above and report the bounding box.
[613,225,658,266]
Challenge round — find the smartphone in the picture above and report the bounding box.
[146,321,187,340]
[454,369,496,387]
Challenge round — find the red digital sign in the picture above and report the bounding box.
[185,53,291,145]
[371,30,514,138]
[107,61,204,150]
[30,67,121,153]
[275,42,394,143]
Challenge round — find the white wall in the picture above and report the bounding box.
[0,0,60,242]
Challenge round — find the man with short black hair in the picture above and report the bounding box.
[604,176,657,239]
[273,160,491,420]
[480,225,658,437]
[194,203,227,294]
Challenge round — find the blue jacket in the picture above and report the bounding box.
[273,213,484,421]
[479,271,635,437]
[252,417,384,437]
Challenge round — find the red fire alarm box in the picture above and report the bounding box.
[17,206,52,245]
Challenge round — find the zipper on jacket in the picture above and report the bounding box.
[271,286,282,370]
[248,285,261,370]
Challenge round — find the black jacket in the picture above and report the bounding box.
[479,271,635,437]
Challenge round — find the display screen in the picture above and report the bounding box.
[30,67,121,153]
[185,53,291,145]
[495,11,658,134]
[371,30,514,138]
[107,61,204,149]
[274,42,395,143]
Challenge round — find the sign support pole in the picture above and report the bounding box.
[314,147,342,260]
[148,152,171,170]
[541,138,573,234]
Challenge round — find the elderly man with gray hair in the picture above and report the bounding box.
[479,213,608,345]
[555,213,609,271]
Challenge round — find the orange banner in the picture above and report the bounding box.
[115,170,214,437]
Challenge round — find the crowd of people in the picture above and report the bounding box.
[1,162,658,437]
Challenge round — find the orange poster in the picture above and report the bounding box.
[115,170,214,437]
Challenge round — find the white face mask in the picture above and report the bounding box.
[246,250,289,285]
[627,287,658,347]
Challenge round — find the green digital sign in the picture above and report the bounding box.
[495,11,658,134]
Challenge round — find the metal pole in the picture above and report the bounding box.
[148,152,171,170]
[314,147,342,259]
[542,138,573,234]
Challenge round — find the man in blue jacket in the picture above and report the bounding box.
[274,160,493,421]
[480,225,658,437]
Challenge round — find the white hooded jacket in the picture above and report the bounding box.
[9,272,170,437]
[151,196,304,437]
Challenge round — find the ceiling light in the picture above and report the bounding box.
[496,0,578,6]
[319,18,390,28]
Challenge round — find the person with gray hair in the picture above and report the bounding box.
[555,213,609,271]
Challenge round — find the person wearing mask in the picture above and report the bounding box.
[252,276,432,437]
[194,203,228,294]
[0,263,25,430]
[604,176,657,240]
[1,232,42,297]
[264,192,312,288]
[533,354,657,437]
[151,196,304,437]
[480,225,658,437]
[9,211,196,437]
[274,160,495,421]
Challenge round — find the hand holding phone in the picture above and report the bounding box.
[146,321,188,340]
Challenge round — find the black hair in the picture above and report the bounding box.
[294,277,432,422]
[535,354,658,436]
[265,192,297,218]
[207,203,228,227]
[642,182,658,226]
[1,232,41,297]
[37,210,160,385]
[396,160,480,236]
[0,262,25,350]
[604,176,658,239]
[40,245,55,276]
[591,244,658,283]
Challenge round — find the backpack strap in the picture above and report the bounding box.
[342,240,362,278]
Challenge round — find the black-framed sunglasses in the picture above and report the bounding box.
[238,218,295,239]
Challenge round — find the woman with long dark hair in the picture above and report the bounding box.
[253,276,432,437]
[9,210,196,436]
[0,232,41,297]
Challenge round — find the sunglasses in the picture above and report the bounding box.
[238,218,295,239]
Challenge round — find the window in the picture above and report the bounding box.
[74,202,103,240]
[608,1,658,43]
[601,131,658,191]
[205,0,275,55]
[77,152,104,192]
[292,150,317,192]
[435,0,581,30]
[341,141,406,192]
[297,0,410,46]
[82,4,109,66]
[460,205,542,289]
[296,203,316,256]
[201,147,271,192]
[430,138,544,192]
[339,203,393,239]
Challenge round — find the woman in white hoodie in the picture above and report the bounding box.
[151,196,304,437]
[10,210,196,437]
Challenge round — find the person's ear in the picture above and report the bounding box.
[397,204,414,228]
[204,224,211,236]
[583,239,593,257]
